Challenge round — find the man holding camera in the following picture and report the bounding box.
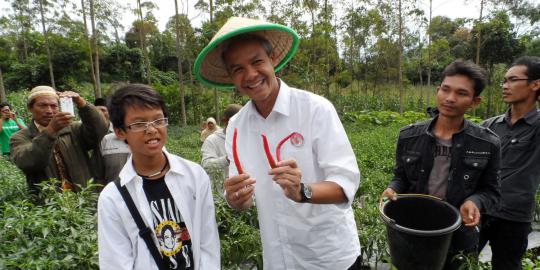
[10,86,108,194]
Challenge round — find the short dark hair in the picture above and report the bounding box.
[441,60,487,97]
[223,104,242,120]
[0,102,12,110]
[94,97,107,107]
[511,56,540,82]
[221,33,273,71]
[108,84,168,130]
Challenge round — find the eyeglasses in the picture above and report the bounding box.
[500,77,529,86]
[126,118,168,132]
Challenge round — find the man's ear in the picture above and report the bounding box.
[471,96,482,109]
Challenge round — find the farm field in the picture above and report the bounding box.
[2,111,540,269]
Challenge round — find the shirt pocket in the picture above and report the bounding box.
[402,154,422,185]
[503,139,532,169]
[461,157,488,191]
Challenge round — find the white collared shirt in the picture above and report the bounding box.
[226,81,361,270]
[98,150,220,270]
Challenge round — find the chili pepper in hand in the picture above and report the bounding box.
[233,128,244,174]
[261,134,277,168]
[276,132,298,161]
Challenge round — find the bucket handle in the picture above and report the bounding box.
[379,193,443,224]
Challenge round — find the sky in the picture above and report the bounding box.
[0,0,483,34]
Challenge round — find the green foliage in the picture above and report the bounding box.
[0,177,99,269]
[343,110,427,126]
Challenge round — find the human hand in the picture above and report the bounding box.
[224,174,255,210]
[381,188,397,201]
[10,111,16,120]
[58,91,86,107]
[460,200,480,227]
[269,158,302,202]
[46,111,74,135]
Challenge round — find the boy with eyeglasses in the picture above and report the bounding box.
[479,56,540,270]
[98,84,220,269]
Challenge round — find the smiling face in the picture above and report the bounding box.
[436,74,480,119]
[223,39,280,113]
[115,105,167,160]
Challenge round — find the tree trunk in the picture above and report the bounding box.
[89,0,102,98]
[0,67,5,102]
[38,0,55,88]
[427,0,432,108]
[174,0,187,126]
[81,0,97,95]
[473,0,484,117]
[18,9,29,62]
[398,0,404,114]
[209,0,220,124]
[136,0,152,84]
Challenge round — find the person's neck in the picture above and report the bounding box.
[254,79,280,119]
[510,100,536,125]
[433,115,464,141]
[133,152,168,179]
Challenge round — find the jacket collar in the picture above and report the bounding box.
[425,115,468,138]
[119,149,183,186]
[28,119,70,137]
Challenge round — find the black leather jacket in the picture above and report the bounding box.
[388,117,501,212]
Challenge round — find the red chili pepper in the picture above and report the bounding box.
[261,134,277,169]
[276,132,296,162]
[232,128,244,174]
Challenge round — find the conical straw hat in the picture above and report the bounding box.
[194,17,300,89]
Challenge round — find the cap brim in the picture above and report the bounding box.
[194,23,299,90]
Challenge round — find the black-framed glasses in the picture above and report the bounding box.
[500,77,529,86]
[126,118,168,132]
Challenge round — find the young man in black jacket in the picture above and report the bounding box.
[479,56,540,270]
[382,60,501,270]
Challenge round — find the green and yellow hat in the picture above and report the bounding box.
[194,17,300,89]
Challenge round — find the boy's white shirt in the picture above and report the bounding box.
[98,149,220,270]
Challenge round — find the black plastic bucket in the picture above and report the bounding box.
[380,194,462,270]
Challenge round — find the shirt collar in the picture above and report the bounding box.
[246,79,291,119]
[426,115,467,137]
[119,149,183,186]
[34,120,47,132]
[501,107,540,125]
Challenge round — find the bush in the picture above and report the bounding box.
[0,177,99,269]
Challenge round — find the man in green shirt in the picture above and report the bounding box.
[0,102,26,156]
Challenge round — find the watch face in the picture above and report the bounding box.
[304,184,313,199]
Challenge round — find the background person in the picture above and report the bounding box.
[199,117,219,142]
[0,101,26,156]
[201,104,242,194]
[194,17,362,270]
[479,56,540,270]
[10,86,108,193]
[381,60,501,270]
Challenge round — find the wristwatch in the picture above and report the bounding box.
[299,183,312,203]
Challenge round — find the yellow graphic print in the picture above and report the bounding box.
[155,220,182,257]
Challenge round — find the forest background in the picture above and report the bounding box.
[0,0,538,124]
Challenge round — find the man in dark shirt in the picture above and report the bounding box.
[479,56,540,270]
[382,60,501,270]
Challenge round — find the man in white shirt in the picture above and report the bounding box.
[194,17,361,270]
